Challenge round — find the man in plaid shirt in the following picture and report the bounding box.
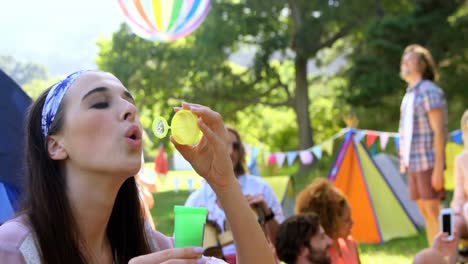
[399,44,447,246]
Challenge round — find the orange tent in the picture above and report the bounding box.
[328,130,419,244]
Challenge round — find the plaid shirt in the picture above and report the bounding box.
[399,80,448,172]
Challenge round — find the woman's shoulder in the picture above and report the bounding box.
[419,80,444,95]
[456,151,468,163]
[336,236,358,251]
[342,236,358,246]
[0,216,37,263]
[0,216,32,246]
[144,223,174,252]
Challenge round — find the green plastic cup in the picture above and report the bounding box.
[174,205,208,248]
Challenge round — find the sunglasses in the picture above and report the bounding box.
[232,142,241,150]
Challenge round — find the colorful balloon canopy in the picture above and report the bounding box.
[117,0,212,41]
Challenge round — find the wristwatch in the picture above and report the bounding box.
[264,208,275,223]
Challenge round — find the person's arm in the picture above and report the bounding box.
[173,103,275,264]
[451,156,465,214]
[244,194,280,246]
[0,246,26,264]
[263,207,280,246]
[427,108,445,191]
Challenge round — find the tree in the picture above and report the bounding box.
[22,78,61,100]
[98,0,396,173]
[345,0,468,130]
[0,56,48,86]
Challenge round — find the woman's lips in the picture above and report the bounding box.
[125,124,142,150]
[126,137,142,150]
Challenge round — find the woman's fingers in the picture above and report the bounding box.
[171,136,196,161]
[162,260,205,264]
[183,103,227,139]
[196,117,226,150]
[129,247,203,264]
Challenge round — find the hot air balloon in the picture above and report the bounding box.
[117,0,212,41]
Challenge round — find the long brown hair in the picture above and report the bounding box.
[21,85,151,263]
[226,126,247,176]
[402,44,439,81]
[295,178,348,238]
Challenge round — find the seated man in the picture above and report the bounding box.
[185,126,284,263]
[275,213,332,264]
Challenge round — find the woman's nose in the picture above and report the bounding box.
[122,101,137,121]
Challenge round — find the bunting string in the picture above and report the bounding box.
[248,128,462,168]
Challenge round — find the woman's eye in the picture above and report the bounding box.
[92,102,109,109]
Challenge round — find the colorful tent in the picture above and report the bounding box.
[328,130,419,244]
[373,153,425,227]
[0,182,19,223]
[264,176,295,218]
[0,70,31,224]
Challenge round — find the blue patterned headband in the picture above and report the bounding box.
[41,70,88,137]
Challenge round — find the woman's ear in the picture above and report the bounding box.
[47,136,68,160]
[298,245,309,259]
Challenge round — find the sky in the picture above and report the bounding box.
[0,1,345,78]
[0,0,125,77]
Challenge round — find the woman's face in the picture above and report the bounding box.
[228,130,240,167]
[51,71,142,177]
[400,52,422,81]
[335,203,353,239]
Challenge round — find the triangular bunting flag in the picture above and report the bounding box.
[299,150,314,165]
[267,153,276,166]
[244,144,251,153]
[379,132,390,150]
[355,130,366,144]
[286,151,298,166]
[322,139,334,156]
[311,146,322,160]
[275,152,286,168]
[394,135,400,153]
[366,131,378,148]
[248,146,260,167]
[452,130,462,145]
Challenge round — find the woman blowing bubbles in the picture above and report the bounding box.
[0,70,275,264]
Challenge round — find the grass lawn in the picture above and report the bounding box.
[359,232,427,263]
[151,190,190,236]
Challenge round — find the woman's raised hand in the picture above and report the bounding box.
[171,102,235,189]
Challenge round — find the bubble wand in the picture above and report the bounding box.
[153,110,202,145]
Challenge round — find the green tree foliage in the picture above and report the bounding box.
[97,0,400,172]
[0,55,48,86]
[22,78,61,100]
[345,0,468,131]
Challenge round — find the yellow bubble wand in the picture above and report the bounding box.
[152,110,202,145]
